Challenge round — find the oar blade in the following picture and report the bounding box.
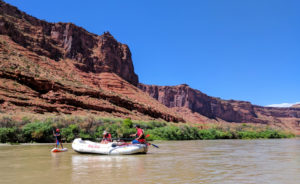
[151,143,159,148]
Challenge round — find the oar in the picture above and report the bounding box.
[148,143,159,148]
[112,138,133,141]
[145,134,159,148]
[112,134,150,141]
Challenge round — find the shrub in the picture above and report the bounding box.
[115,127,135,139]
[0,127,18,143]
[237,131,258,139]
[61,124,80,142]
[0,117,16,128]
[215,130,233,139]
[198,129,216,140]
[0,115,294,142]
[22,121,53,142]
[137,121,167,129]
[79,130,92,139]
[122,118,133,128]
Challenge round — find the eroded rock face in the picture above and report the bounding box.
[0,0,138,85]
[139,83,300,124]
[0,1,184,122]
[253,106,300,118]
[1,0,300,133]
[139,84,250,122]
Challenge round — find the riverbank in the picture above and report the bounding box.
[0,115,295,143]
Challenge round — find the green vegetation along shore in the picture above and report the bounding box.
[0,115,295,143]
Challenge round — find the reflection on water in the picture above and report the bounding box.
[0,139,300,184]
[72,154,141,169]
[71,155,147,184]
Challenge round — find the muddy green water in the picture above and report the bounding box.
[0,139,299,184]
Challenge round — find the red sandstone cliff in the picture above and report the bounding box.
[1,1,299,134]
[0,1,138,85]
[139,84,300,134]
[0,0,183,122]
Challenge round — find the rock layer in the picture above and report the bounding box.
[139,83,300,134]
[0,1,183,122]
[1,0,299,134]
[0,0,138,85]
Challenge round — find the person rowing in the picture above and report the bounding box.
[101,130,112,144]
[130,125,146,144]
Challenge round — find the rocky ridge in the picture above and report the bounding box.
[139,84,300,134]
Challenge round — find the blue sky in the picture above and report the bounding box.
[4,0,300,106]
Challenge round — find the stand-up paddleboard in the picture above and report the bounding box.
[51,148,68,152]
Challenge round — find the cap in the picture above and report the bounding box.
[56,128,60,132]
[103,130,108,135]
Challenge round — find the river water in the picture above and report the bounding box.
[0,139,299,184]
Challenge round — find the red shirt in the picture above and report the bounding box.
[137,128,143,137]
[137,128,145,143]
[103,134,112,141]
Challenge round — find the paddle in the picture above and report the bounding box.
[144,134,159,148]
[52,129,58,148]
[111,134,150,141]
[96,134,160,148]
[148,143,159,148]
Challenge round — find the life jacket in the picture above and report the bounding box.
[136,128,145,143]
[55,133,62,141]
[103,133,112,142]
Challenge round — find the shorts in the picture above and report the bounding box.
[132,140,140,144]
[56,140,61,145]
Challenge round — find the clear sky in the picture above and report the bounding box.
[4,0,300,106]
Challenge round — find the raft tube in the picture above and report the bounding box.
[72,138,148,155]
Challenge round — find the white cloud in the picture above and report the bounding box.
[266,102,300,108]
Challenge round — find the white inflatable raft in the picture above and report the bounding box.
[72,138,148,155]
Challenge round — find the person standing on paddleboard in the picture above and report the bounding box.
[53,128,64,149]
[130,125,146,144]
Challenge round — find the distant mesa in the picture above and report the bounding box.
[292,103,300,108]
[266,102,300,108]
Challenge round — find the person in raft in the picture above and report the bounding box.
[130,125,146,144]
[101,130,112,144]
[53,128,64,149]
